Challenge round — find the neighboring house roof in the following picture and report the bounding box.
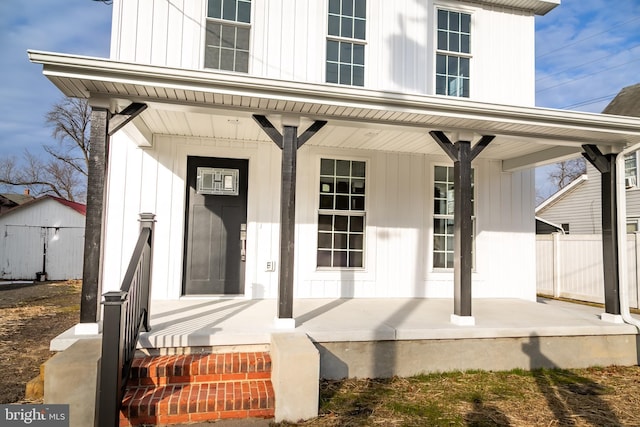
[0,193,35,206]
[0,195,86,217]
[50,196,87,215]
[535,174,589,214]
[602,83,640,118]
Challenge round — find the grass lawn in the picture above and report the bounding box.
[280,366,640,426]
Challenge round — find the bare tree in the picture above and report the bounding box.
[0,98,90,202]
[548,158,586,190]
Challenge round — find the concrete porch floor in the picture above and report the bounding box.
[139,297,640,349]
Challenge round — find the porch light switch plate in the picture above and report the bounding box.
[266,261,275,272]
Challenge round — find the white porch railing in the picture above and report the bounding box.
[536,233,640,308]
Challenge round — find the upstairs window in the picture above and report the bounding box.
[625,152,638,188]
[317,159,366,268]
[205,0,251,73]
[326,0,366,86]
[433,165,474,269]
[436,9,471,97]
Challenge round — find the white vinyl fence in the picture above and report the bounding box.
[536,233,640,309]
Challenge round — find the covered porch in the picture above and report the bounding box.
[28,50,640,330]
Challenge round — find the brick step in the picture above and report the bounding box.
[120,352,275,426]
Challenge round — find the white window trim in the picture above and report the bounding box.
[202,0,253,74]
[316,156,368,270]
[430,163,476,272]
[324,0,368,87]
[433,4,474,98]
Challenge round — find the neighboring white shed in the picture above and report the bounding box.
[0,196,85,281]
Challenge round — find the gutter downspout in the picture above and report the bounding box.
[615,144,640,329]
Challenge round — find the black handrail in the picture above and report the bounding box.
[97,214,154,427]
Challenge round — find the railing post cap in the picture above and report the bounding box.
[138,212,156,222]
[102,290,128,304]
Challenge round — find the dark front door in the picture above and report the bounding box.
[183,156,248,295]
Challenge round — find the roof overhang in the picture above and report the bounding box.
[28,50,640,172]
[472,0,560,15]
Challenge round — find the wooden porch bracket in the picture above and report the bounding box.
[252,115,327,321]
[582,144,621,315]
[429,131,495,319]
[108,102,147,136]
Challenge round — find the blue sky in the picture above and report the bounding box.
[0,0,111,159]
[0,0,639,198]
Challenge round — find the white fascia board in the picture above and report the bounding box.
[28,50,640,144]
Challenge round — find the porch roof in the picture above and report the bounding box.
[29,50,640,171]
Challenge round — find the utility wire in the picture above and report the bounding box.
[535,56,640,93]
[560,93,617,110]
[536,15,640,60]
[536,42,640,83]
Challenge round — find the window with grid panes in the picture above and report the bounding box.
[436,9,471,97]
[317,159,366,268]
[205,0,251,73]
[625,152,638,185]
[433,165,474,269]
[326,0,366,86]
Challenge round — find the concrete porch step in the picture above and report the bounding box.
[120,352,275,426]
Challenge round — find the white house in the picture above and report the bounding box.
[29,1,640,425]
[0,196,85,281]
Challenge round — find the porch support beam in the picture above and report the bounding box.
[429,131,494,322]
[107,102,147,136]
[81,106,111,323]
[582,144,621,316]
[252,115,326,323]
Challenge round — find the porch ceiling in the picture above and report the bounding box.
[29,51,640,171]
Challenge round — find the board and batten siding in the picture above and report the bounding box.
[110,0,536,105]
[0,198,85,280]
[102,131,536,301]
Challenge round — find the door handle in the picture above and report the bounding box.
[240,223,247,262]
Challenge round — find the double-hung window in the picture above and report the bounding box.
[436,9,471,97]
[625,152,638,187]
[433,165,474,269]
[326,0,366,86]
[205,0,251,72]
[317,159,366,268]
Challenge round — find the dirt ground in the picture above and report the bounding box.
[0,280,81,404]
